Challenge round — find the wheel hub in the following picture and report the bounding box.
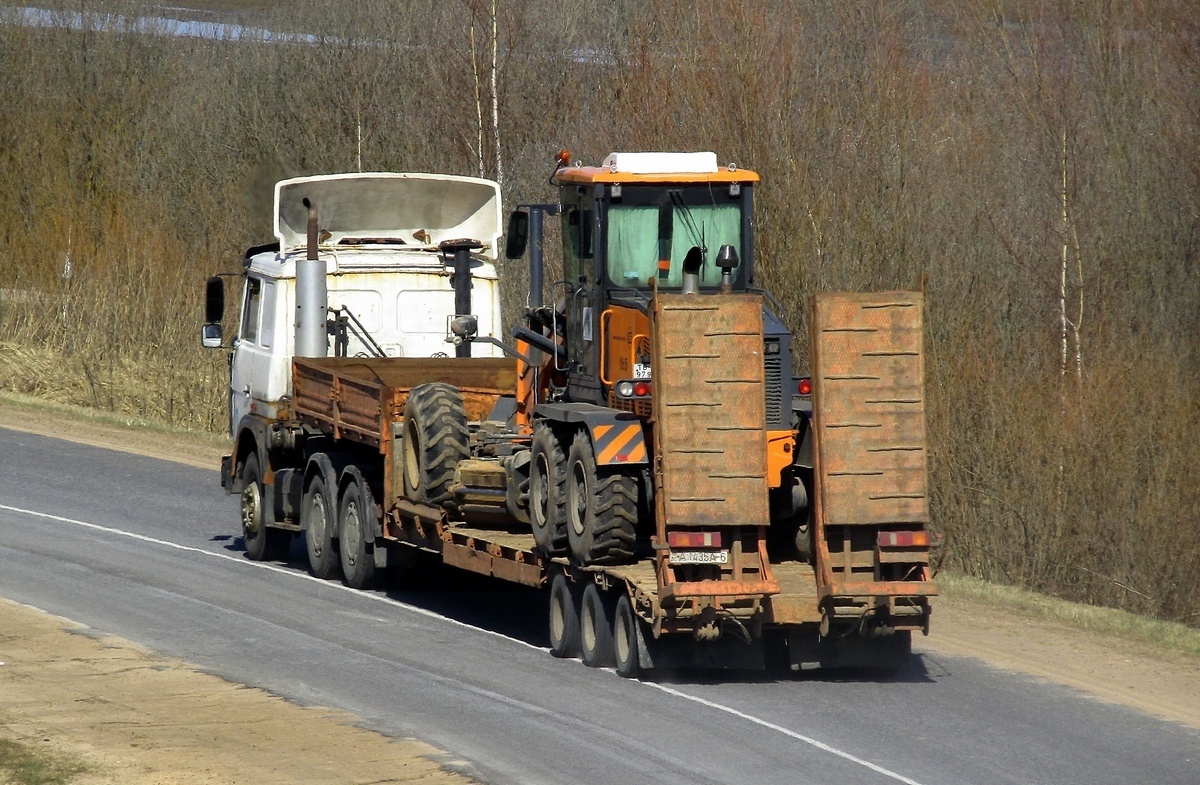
[241,485,261,535]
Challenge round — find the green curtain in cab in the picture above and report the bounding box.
[607,204,741,288]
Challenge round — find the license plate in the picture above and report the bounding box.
[669,550,729,566]
[633,363,652,379]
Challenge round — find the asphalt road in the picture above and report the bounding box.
[1,426,1196,785]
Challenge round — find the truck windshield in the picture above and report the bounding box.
[606,187,742,289]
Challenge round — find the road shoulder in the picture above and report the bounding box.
[0,598,476,785]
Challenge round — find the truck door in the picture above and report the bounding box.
[229,275,275,434]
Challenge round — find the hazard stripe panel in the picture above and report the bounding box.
[591,421,648,466]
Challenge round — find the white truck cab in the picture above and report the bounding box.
[206,172,504,438]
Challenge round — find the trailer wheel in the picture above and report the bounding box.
[613,594,641,678]
[403,383,469,507]
[580,583,616,668]
[303,471,340,580]
[565,431,637,565]
[338,475,377,590]
[241,452,291,562]
[530,423,567,555]
[548,573,581,658]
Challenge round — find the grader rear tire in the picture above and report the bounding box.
[565,430,637,565]
[403,383,469,507]
[530,423,568,556]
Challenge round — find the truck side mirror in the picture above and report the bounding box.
[202,276,226,348]
[201,322,224,349]
[505,210,529,259]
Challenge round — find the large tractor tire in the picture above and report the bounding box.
[403,383,469,507]
[240,452,291,562]
[565,430,637,565]
[529,422,568,556]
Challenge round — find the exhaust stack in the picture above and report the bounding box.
[294,197,328,357]
[440,238,484,358]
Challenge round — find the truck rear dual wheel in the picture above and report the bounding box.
[403,383,469,507]
[338,476,377,590]
[565,431,637,565]
[579,583,616,668]
[240,453,291,562]
[530,423,567,556]
[303,472,341,580]
[612,595,641,678]
[548,573,580,658]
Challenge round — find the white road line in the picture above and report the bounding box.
[1,501,927,785]
[646,681,926,785]
[0,502,538,647]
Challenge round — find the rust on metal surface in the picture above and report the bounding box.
[293,356,517,447]
[650,293,770,527]
[763,560,823,624]
[808,291,936,609]
[810,292,928,526]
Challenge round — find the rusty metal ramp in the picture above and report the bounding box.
[811,292,928,526]
[650,293,769,527]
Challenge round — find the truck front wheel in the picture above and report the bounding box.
[241,452,290,562]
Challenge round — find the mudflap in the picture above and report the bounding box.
[781,628,913,673]
[637,629,767,672]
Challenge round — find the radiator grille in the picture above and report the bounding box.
[764,354,783,427]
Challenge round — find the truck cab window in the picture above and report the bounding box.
[241,277,263,344]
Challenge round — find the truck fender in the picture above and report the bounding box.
[533,402,648,467]
[231,414,271,489]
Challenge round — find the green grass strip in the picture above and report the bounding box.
[938,571,1200,659]
[0,738,88,785]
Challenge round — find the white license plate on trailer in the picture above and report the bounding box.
[633,363,652,379]
[669,550,729,566]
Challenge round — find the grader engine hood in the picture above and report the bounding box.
[274,173,503,256]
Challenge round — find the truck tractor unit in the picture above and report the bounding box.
[204,154,935,676]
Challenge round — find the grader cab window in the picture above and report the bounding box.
[606,187,742,289]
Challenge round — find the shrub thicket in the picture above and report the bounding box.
[1,0,1196,623]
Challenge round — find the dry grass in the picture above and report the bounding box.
[938,571,1200,660]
